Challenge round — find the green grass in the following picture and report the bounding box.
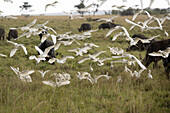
[0,15,169,113]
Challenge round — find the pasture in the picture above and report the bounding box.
[0,15,169,112]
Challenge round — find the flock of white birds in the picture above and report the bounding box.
[0,0,170,88]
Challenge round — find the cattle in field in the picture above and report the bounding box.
[142,39,170,79]
[78,23,92,32]
[99,22,119,29]
[38,40,58,61]
[0,28,5,40]
[6,29,18,40]
[126,34,156,51]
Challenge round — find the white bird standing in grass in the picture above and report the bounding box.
[10,66,34,82]
[38,70,50,78]
[117,75,122,83]
[7,40,27,57]
[148,70,153,79]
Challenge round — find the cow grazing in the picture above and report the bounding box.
[78,23,92,32]
[38,40,58,61]
[142,39,170,79]
[99,22,119,29]
[0,28,5,40]
[126,34,156,51]
[6,29,18,40]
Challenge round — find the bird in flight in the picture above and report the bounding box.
[45,1,59,11]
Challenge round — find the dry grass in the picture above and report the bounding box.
[0,15,169,113]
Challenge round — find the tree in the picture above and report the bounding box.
[74,0,85,17]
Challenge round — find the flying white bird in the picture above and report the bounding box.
[93,72,111,83]
[148,47,170,58]
[29,55,46,64]
[11,19,37,31]
[88,51,106,60]
[38,70,50,78]
[35,45,54,58]
[10,66,34,82]
[97,57,112,66]
[7,40,27,57]
[45,1,59,11]
[97,16,118,22]
[56,56,74,64]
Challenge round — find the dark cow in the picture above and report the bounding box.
[126,34,156,51]
[142,39,170,79]
[6,29,18,40]
[38,40,58,61]
[78,23,92,32]
[99,22,119,29]
[0,28,5,40]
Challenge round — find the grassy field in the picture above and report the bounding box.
[0,15,169,113]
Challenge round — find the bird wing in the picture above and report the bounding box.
[144,11,151,18]
[125,19,143,28]
[112,32,123,41]
[10,66,20,75]
[132,10,143,21]
[147,34,160,41]
[21,70,34,76]
[92,51,106,58]
[61,56,74,61]
[20,45,28,55]
[148,52,163,57]
[153,17,163,30]
[42,80,56,87]
[164,30,169,37]
[26,19,37,28]
[121,26,133,42]
[44,26,57,35]
[149,0,155,8]
[105,26,120,37]
[140,0,143,9]
[110,16,118,20]
[100,58,112,62]
[86,2,94,9]
[131,55,147,69]
[7,40,18,46]
[78,57,91,64]
[43,45,55,56]
[54,42,61,50]
[0,53,7,57]
[10,48,18,57]
[35,46,44,55]
[50,34,57,44]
